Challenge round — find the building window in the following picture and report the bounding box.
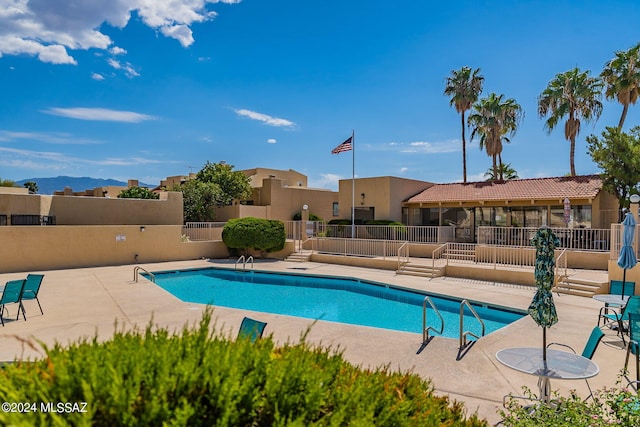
[412,208,439,226]
[332,202,339,217]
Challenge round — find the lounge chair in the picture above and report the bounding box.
[547,326,605,400]
[598,296,640,345]
[237,316,267,342]
[0,279,26,326]
[610,280,636,297]
[20,274,44,316]
[625,313,640,384]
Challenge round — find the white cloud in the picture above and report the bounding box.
[309,173,342,191]
[43,107,157,123]
[110,46,127,55]
[0,146,171,174]
[267,138,276,144]
[0,0,242,64]
[399,167,408,174]
[234,109,295,128]
[369,140,459,154]
[0,130,101,145]
[107,58,139,78]
[91,72,104,81]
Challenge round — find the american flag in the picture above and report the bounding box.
[331,136,353,154]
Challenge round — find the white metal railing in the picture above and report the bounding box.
[397,242,409,271]
[555,249,568,278]
[434,242,565,271]
[610,223,640,260]
[320,225,452,243]
[311,237,404,259]
[431,243,446,278]
[478,226,610,252]
[182,222,226,241]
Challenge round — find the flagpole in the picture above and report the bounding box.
[351,129,355,239]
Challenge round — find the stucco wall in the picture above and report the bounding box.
[0,225,229,273]
[0,192,184,225]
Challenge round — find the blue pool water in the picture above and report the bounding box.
[149,267,525,339]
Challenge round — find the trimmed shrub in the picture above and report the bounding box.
[222,217,286,255]
[0,311,487,426]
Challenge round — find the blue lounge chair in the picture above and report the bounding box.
[0,279,26,326]
[547,326,605,399]
[625,313,640,384]
[599,296,640,345]
[610,280,636,297]
[20,274,44,316]
[237,317,267,342]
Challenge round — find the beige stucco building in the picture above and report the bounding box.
[337,176,434,222]
[403,175,619,242]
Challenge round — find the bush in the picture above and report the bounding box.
[0,311,486,426]
[117,186,159,199]
[499,383,640,426]
[222,217,286,255]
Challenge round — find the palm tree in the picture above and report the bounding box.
[444,66,484,183]
[485,163,519,181]
[601,43,640,129]
[538,68,603,176]
[468,93,523,181]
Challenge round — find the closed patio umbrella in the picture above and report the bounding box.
[529,226,560,362]
[617,212,638,298]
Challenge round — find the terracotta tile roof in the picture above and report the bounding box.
[406,175,603,204]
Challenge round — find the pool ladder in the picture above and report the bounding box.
[422,296,444,343]
[459,299,485,349]
[133,266,155,283]
[422,297,486,350]
[235,255,254,271]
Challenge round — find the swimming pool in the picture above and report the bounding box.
[148,267,525,339]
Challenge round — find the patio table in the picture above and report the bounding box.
[496,347,599,403]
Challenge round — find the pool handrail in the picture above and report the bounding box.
[235,255,254,272]
[133,266,155,283]
[422,296,444,343]
[459,299,485,349]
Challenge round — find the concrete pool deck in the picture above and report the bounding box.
[0,259,629,425]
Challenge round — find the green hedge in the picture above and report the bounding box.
[0,312,486,426]
[222,217,286,254]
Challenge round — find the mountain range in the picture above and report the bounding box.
[15,176,157,195]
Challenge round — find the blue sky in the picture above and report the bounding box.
[1,1,640,191]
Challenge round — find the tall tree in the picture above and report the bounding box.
[196,161,252,207]
[587,126,640,209]
[468,93,523,181]
[23,181,38,194]
[538,68,603,176]
[485,163,519,181]
[444,67,484,182]
[601,42,640,130]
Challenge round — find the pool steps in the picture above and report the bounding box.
[397,262,444,278]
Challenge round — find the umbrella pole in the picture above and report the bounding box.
[622,269,627,298]
[543,327,547,362]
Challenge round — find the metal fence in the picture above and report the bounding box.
[477,226,611,252]
[311,237,404,259]
[610,223,640,260]
[317,224,454,243]
[182,222,226,241]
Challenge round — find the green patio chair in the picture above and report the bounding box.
[547,326,605,400]
[625,313,640,384]
[0,279,26,327]
[610,280,636,297]
[599,296,640,345]
[20,274,44,317]
[237,316,267,342]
